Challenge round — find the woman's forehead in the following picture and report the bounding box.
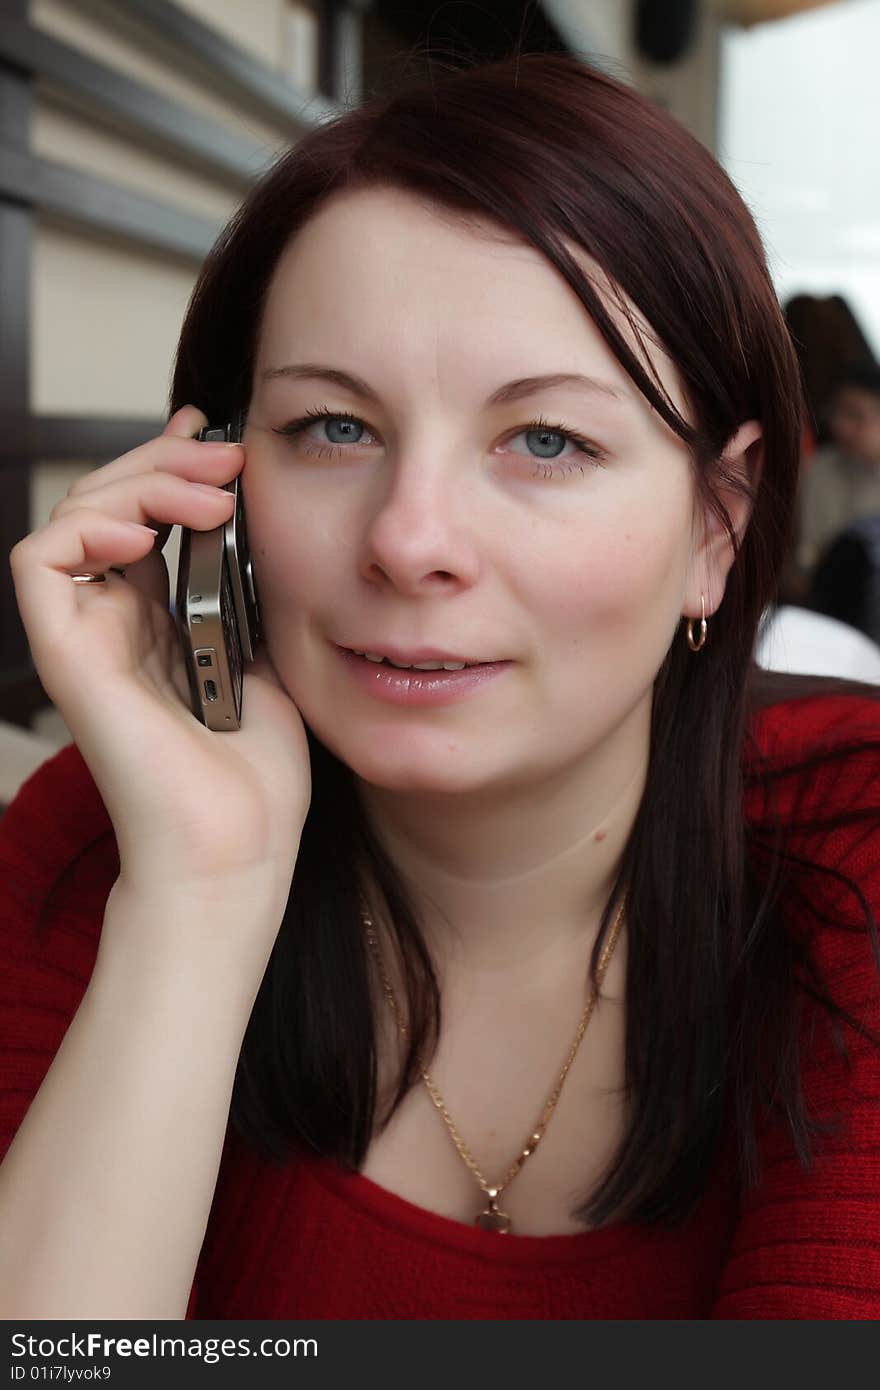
[256,186,690,425]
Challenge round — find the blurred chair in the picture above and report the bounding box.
[756,604,880,682]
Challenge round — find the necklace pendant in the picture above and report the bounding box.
[475,1189,512,1234]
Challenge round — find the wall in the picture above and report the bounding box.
[23,0,323,571]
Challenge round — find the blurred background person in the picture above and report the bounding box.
[791,364,880,592]
[784,293,877,451]
[804,510,880,645]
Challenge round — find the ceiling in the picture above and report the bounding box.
[725,1,844,24]
[371,1,568,60]
[369,2,852,67]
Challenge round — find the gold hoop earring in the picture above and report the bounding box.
[686,593,708,652]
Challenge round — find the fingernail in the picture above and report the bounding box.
[189,482,231,494]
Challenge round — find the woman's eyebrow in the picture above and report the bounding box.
[260,362,626,407]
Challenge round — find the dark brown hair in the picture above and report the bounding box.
[171,50,880,1227]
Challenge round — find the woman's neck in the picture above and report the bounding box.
[354,694,650,977]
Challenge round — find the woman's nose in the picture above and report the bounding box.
[357,455,481,594]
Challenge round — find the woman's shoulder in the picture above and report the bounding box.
[742,674,879,977]
[743,673,879,818]
[745,670,880,760]
[720,676,880,1316]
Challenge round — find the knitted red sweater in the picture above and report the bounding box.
[1,691,878,1319]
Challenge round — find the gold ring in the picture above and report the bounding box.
[70,567,127,583]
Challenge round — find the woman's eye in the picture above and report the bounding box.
[273,409,375,458]
[507,418,606,475]
[272,408,605,477]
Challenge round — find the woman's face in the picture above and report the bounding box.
[243,185,702,795]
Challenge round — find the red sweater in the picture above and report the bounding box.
[1,691,879,1319]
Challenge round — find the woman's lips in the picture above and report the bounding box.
[334,645,512,707]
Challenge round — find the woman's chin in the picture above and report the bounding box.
[350,756,478,795]
[327,738,489,795]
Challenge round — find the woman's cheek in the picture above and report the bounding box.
[250,496,330,609]
[533,516,690,689]
[530,523,662,628]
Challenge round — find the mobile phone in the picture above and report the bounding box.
[174,412,262,730]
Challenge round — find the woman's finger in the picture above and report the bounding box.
[50,470,237,612]
[163,404,209,438]
[65,434,242,500]
[62,405,243,508]
[10,508,161,670]
[51,469,236,532]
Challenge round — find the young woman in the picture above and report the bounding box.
[1,51,878,1321]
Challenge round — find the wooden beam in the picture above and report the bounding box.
[0,0,34,697]
[0,18,264,185]
[0,145,219,261]
[72,0,342,127]
[0,415,165,467]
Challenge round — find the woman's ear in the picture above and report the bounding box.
[684,420,763,620]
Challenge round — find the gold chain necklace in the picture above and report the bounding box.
[359,893,626,1234]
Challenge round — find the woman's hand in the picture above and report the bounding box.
[10,406,311,960]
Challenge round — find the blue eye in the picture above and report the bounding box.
[511,415,606,475]
[273,406,606,477]
[521,423,573,460]
[273,408,372,459]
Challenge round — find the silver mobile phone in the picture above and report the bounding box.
[174,412,262,730]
